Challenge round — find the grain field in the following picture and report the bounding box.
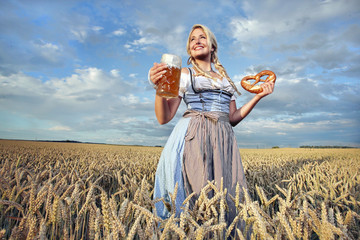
[0,140,359,239]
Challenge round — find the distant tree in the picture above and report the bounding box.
[300,145,355,149]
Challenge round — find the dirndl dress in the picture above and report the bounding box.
[153,68,248,226]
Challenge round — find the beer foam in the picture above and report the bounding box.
[161,54,181,68]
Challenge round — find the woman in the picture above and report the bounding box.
[149,24,274,224]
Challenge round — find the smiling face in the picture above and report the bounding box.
[188,27,213,61]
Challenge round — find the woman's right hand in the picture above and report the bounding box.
[149,62,168,85]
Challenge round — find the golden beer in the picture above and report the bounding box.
[156,54,181,98]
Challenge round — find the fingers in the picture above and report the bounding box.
[264,81,275,93]
[150,62,167,85]
[257,81,275,97]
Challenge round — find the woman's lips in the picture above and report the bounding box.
[193,45,204,50]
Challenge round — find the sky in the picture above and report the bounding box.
[0,0,359,148]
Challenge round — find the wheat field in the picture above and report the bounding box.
[0,139,359,239]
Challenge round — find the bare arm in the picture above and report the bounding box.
[229,81,275,127]
[155,95,182,124]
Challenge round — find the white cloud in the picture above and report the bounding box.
[49,125,71,131]
[92,26,103,32]
[129,73,137,78]
[124,13,187,55]
[0,72,52,97]
[0,68,137,122]
[229,0,360,54]
[124,30,160,53]
[70,29,88,43]
[46,68,112,99]
[120,94,140,104]
[67,17,105,43]
[110,69,120,77]
[112,28,126,36]
[124,44,134,52]
[121,117,137,124]
[32,40,63,63]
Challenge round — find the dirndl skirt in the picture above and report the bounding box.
[153,110,248,225]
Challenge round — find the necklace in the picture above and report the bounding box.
[197,65,216,77]
[193,62,220,83]
[196,64,213,74]
[204,68,222,82]
[204,69,214,75]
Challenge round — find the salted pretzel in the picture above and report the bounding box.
[241,70,276,94]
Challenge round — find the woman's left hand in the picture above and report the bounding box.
[257,81,275,98]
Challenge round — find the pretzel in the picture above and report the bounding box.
[241,70,276,94]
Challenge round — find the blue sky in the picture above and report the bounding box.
[0,0,359,148]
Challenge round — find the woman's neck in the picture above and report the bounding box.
[194,59,212,72]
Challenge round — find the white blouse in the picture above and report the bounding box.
[179,71,237,101]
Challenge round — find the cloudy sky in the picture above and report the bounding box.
[1,0,359,148]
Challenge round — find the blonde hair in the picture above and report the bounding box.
[186,24,241,95]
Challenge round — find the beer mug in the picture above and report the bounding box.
[156,54,182,98]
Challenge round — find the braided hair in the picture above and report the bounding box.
[186,24,241,95]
